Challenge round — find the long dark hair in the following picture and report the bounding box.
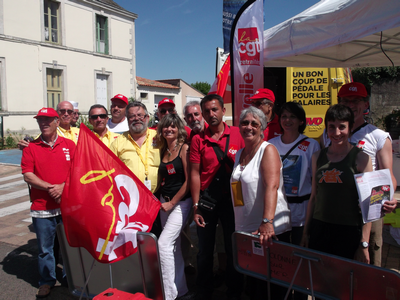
[156,114,187,155]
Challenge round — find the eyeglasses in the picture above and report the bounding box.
[240,120,261,129]
[90,114,108,120]
[73,112,81,116]
[128,114,147,120]
[58,109,73,115]
[159,108,175,114]
[252,100,268,108]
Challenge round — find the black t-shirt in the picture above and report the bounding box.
[159,146,190,200]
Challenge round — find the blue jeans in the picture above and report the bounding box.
[32,215,63,286]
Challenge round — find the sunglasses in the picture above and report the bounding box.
[159,108,175,114]
[252,101,268,108]
[240,120,261,129]
[90,114,108,120]
[73,112,81,116]
[339,98,363,105]
[59,109,74,115]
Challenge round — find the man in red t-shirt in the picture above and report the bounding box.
[190,94,244,299]
[21,107,75,298]
[249,88,282,141]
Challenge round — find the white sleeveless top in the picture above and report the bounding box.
[230,141,291,235]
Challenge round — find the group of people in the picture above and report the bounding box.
[21,82,398,300]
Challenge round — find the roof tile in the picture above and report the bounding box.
[136,76,180,89]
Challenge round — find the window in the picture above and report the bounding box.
[46,69,63,108]
[140,93,148,100]
[96,15,108,54]
[44,0,60,44]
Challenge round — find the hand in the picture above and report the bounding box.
[252,222,277,246]
[383,198,397,214]
[194,211,206,227]
[354,246,370,264]
[48,183,65,203]
[18,139,30,150]
[299,234,309,248]
[161,202,175,212]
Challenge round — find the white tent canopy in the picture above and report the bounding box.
[263,0,400,67]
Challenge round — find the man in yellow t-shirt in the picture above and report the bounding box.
[88,104,119,148]
[110,102,159,193]
[56,101,79,144]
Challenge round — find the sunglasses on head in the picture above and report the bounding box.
[160,108,175,114]
[90,114,108,120]
[59,109,74,115]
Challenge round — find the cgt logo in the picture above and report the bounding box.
[238,27,261,66]
[306,117,323,126]
[229,146,238,156]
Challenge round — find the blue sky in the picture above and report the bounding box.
[114,0,320,85]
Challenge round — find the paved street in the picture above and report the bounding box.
[0,162,78,300]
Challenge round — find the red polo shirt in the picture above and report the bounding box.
[21,136,76,211]
[190,123,244,190]
[263,114,282,141]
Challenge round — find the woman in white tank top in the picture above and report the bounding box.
[230,106,291,300]
[230,107,291,242]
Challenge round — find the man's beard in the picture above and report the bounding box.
[130,121,147,134]
[190,120,204,133]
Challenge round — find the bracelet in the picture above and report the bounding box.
[262,218,274,224]
[193,203,198,208]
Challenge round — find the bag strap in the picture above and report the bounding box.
[281,137,308,162]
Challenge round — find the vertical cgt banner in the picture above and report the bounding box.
[231,0,264,126]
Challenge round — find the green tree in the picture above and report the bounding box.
[191,81,211,95]
[352,67,400,94]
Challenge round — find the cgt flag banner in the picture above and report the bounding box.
[208,55,232,104]
[231,0,264,125]
[61,124,161,263]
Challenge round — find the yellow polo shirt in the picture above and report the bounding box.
[94,130,119,148]
[35,126,79,144]
[57,126,79,144]
[110,129,160,193]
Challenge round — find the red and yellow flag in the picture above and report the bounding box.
[209,55,232,104]
[61,124,161,263]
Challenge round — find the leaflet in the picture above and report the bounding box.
[354,169,393,223]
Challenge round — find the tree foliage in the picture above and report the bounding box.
[351,67,400,94]
[191,81,211,95]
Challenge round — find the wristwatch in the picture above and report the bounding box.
[360,241,369,248]
[262,218,273,224]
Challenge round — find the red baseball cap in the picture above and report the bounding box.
[111,94,129,105]
[34,107,59,119]
[248,88,275,103]
[158,98,175,108]
[338,82,368,98]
